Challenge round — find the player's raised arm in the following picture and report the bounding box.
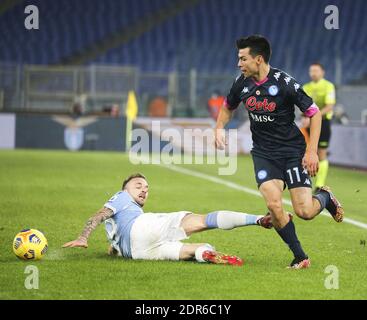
[62,207,114,248]
[215,77,242,149]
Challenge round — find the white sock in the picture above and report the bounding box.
[216,211,258,230]
[195,244,215,263]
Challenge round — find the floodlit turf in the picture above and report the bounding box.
[0,149,366,300]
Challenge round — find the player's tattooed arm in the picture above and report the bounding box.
[79,207,114,241]
[62,207,114,248]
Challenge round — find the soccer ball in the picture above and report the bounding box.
[13,229,48,260]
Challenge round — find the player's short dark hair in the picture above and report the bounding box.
[122,173,147,189]
[236,35,272,63]
[310,62,325,70]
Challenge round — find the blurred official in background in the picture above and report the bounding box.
[303,63,336,192]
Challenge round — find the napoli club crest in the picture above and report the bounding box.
[268,85,279,96]
[257,170,268,180]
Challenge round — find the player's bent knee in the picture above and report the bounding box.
[294,208,314,220]
[181,214,206,235]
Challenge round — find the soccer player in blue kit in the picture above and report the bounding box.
[215,35,344,269]
[63,173,273,266]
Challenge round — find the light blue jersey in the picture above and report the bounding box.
[104,191,143,258]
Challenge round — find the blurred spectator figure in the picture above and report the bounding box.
[207,90,225,120]
[110,104,120,117]
[102,104,120,117]
[72,93,87,116]
[333,104,349,125]
[148,96,168,117]
[303,62,336,191]
[72,104,82,116]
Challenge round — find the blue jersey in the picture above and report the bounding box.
[104,191,143,258]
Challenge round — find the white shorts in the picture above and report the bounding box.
[130,211,191,261]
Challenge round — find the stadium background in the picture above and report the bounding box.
[0,0,367,300]
[1,0,367,167]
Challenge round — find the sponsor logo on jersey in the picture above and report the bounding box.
[250,113,275,122]
[284,76,291,85]
[242,87,249,94]
[245,96,277,112]
[268,85,279,96]
[294,83,300,92]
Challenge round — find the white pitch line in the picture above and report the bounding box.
[158,162,367,230]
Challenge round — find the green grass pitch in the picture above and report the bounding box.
[0,149,366,299]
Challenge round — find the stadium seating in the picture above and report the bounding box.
[0,0,172,64]
[0,0,366,84]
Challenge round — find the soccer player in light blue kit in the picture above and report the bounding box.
[63,173,273,266]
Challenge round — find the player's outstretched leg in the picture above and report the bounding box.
[179,211,271,237]
[205,211,272,230]
[180,243,244,266]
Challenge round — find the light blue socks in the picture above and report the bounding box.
[205,211,259,230]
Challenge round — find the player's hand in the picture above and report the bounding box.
[62,237,88,249]
[215,128,226,150]
[302,149,319,177]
